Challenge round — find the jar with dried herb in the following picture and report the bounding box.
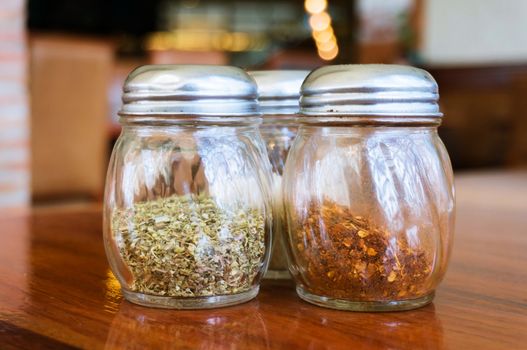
[283,65,455,311]
[104,65,273,309]
[249,70,309,279]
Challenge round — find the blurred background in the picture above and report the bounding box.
[1,0,526,211]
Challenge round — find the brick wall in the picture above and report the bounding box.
[0,0,29,211]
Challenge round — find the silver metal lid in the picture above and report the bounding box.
[300,64,442,117]
[248,70,310,115]
[120,65,259,116]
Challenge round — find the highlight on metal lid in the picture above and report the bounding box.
[300,64,442,117]
[120,64,259,116]
[248,70,310,115]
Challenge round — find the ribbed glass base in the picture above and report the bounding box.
[122,286,259,309]
[296,286,434,312]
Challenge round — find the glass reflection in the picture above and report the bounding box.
[106,300,270,349]
[275,303,444,349]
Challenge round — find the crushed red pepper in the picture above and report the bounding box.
[293,199,432,301]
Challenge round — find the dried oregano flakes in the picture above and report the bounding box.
[111,194,266,297]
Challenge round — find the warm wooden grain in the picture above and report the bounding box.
[0,171,526,349]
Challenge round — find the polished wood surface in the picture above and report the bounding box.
[1,171,526,349]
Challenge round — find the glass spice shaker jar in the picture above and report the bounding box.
[248,70,310,279]
[104,65,273,309]
[283,65,455,311]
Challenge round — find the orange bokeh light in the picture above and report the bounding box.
[316,38,337,52]
[309,12,331,32]
[313,28,334,43]
[318,45,339,61]
[305,0,327,14]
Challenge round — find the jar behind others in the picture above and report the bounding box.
[249,70,310,279]
[283,65,455,311]
[104,65,273,309]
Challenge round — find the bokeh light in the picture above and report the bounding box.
[313,27,334,43]
[304,0,327,15]
[316,38,337,52]
[309,12,331,32]
[305,0,338,61]
[318,45,338,61]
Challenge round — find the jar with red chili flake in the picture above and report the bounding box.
[283,65,455,311]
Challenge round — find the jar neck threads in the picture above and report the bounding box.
[119,115,262,127]
[298,115,442,127]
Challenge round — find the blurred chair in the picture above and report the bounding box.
[508,75,527,166]
[30,34,113,202]
[429,65,527,169]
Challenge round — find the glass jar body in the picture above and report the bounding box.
[104,120,272,309]
[259,120,297,279]
[283,123,455,311]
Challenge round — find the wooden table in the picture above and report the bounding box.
[1,171,526,349]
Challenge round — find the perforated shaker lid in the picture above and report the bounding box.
[120,64,259,116]
[300,64,442,117]
[248,70,310,115]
